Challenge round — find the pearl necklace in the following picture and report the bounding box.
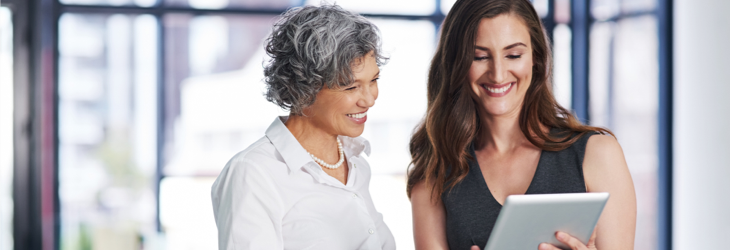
[307,138,344,169]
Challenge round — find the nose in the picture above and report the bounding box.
[358,84,377,108]
[490,58,507,84]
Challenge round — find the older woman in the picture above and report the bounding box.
[408,0,636,249]
[210,4,395,250]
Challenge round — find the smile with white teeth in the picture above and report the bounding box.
[484,83,513,94]
[346,111,367,119]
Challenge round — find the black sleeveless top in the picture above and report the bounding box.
[442,131,596,250]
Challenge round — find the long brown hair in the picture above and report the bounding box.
[406,0,613,201]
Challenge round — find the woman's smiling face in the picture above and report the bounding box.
[469,13,534,118]
[302,51,380,138]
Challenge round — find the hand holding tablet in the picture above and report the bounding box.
[537,230,597,250]
[483,192,609,250]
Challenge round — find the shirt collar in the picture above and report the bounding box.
[265,116,314,172]
[338,134,371,158]
[264,116,372,172]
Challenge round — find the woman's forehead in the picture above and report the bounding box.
[475,14,531,49]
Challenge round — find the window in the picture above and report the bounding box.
[58,12,159,250]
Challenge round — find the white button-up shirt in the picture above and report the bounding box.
[211,116,396,250]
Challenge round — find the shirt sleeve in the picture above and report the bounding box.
[211,157,285,250]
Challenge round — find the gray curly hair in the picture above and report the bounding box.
[263,4,388,115]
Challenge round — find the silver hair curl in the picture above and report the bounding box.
[263,4,388,115]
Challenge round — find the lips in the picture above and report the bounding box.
[481,82,515,97]
[346,110,367,124]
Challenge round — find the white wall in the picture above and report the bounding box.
[673,0,730,249]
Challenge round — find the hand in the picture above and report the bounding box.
[470,245,480,250]
[538,230,597,250]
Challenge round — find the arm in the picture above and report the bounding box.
[410,180,450,250]
[582,134,637,250]
[211,158,285,250]
[539,134,636,250]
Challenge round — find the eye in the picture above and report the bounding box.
[474,56,490,61]
[371,77,380,83]
[507,55,522,59]
[345,86,357,91]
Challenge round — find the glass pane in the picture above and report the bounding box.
[621,0,656,13]
[444,0,549,18]
[305,0,436,15]
[589,21,614,128]
[159,177,218,249]
[58,13,159,250]
[592,15,660,250]
[369,174,412,249]
[532,0,550,19]
[164,0,295,10]
[60,0,158,8]
[554,0,571,23]
[360,19,435,249]
[0,6,14,250]
[591,0,620,21]
[440,0,456,15]
[360,19,435,176]
[163,14,285,177]
[552,24,572,110]
[612,15,658,250]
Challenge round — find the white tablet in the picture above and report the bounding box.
[484,192,609,250]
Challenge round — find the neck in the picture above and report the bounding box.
[284,114,340,162]
[479,110,530,155]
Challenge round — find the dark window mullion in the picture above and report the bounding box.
[657,0,673,249]
[543,0,555,46]
[570,0,590,123]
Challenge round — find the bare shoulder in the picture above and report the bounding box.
[586,133,622,155]
[584,134,625,166]
[410,179,430,201]
[582,133,633,192]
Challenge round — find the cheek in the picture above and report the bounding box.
[336,95,358,112]
[468,64,483,95]
[468,63,484,83]
[313,92,344,117]
[515,57,533,81]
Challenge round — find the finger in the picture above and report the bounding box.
[470,245,481,250]
[537,243,562,250]
[555,231,588,250]
[587,229,597,247]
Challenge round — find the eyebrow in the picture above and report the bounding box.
[372,70,380,79]
[475,42,528,52]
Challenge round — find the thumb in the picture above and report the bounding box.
[587,229,597,247]
[471,245,481,250]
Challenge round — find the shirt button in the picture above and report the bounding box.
[368,228,374,234]
[352,193,358,198]
[353,163,357,168]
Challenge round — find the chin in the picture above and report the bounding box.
[341,127,365,138]
[483,102,516,117]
